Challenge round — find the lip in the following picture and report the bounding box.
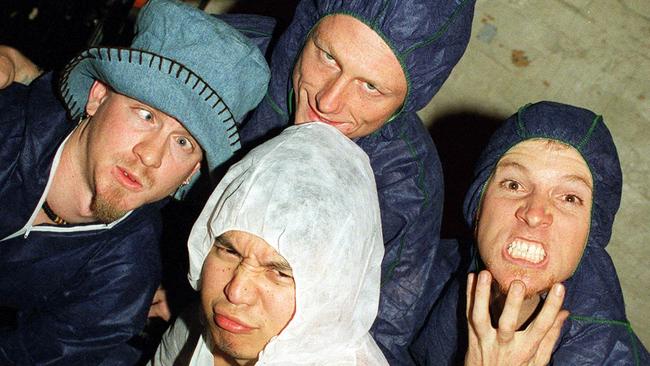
[306,103,347,127]
[214,313,255,334]
[112,166,143,191]
[501,237,549,269]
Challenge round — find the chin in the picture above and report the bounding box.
[492,268,550,298]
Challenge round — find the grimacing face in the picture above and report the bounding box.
[292,14,407,139]
[476,139,593,298]
[201,230,296,364]
[83,81,202,222]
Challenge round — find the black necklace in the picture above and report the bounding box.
[42,201,68,225]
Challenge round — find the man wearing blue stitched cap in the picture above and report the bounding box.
[0,0,269,364]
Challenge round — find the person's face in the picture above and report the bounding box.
[83,81,202,222]
[201,230,295,363]
[292,14,407,139]
[476,139,593,298]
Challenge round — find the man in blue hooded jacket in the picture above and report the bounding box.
[0,0,269,364]
[410,101,650,365]
[236,1,476,363]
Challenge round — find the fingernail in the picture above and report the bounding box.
[479,271,490,284]
[554,284,564,296]
[511,281,524,295]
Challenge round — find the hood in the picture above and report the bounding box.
[263,0,476,119]
[187,122,386,364]
[463,101,622,251]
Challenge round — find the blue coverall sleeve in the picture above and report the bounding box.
[550,317,650,365]
[365,117,448,365]
[0,235,160,365]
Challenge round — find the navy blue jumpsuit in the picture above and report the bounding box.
[0,74,162,365]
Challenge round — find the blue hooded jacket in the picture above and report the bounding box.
[237,1,476,363]
[0,74,162,365]
[410,101,650,365]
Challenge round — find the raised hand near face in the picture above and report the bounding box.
[465,270,569,366]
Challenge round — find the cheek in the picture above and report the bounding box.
[263,286,296,331]
[201,260,232,301]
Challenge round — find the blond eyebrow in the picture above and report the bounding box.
[562,174,593,192]
[495,160,528,173]
[497,160,592,191]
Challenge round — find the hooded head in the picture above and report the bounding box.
[260,0,475,137]
[187,122,386,364]
[463,101,622,296]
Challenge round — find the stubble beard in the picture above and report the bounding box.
[90,184,129,223]
[203,315,257,364]
[493,265,555,300]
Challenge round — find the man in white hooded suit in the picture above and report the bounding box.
[149,122,388,365]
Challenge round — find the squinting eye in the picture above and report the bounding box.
[137,109,153,121]
[324,51,334,61]
[364,82,377,91]
[271,269,294,283]
[215,245,239,258]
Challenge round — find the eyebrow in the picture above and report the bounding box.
[214,235,293,273]
[496,160,592,191]
[310,32,393,94]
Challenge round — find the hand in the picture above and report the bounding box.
[0,46,42,89]
[465,270,569,366]
[148,286,172,321]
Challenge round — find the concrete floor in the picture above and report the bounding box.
[206,0,650,345]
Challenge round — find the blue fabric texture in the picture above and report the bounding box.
[411,101,650,365]
[236,1,476,364]
[0,74,162,365]
[59,0,271,199]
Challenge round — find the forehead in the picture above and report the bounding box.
[220,230,290,266]
[310,14,406,88]
[494,139,592,186]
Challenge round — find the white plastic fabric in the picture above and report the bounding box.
[154,122,387,365]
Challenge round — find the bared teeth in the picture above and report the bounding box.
[507,240,546,264]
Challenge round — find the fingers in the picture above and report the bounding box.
[497,280,526,343]
[470,270,494,336]
[527,283,565,338]
[466,272,477,318]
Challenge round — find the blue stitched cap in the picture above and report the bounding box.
[59,0,270,199]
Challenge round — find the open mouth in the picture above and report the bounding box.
[114,166,143,191]
[506,239,547,264]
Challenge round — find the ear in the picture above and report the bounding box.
[85,80,110,116]
[183,161,202,184]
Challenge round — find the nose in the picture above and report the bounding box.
[133,134,164,168]
[515,192,553,228]
[223,263,258,306]
[315,75,347,115]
